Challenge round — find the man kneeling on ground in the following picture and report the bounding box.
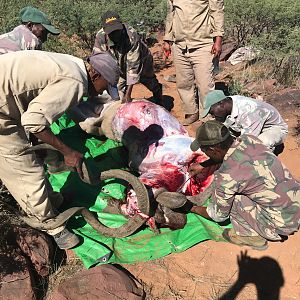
[201,90,288,152]
[179,120,300,250]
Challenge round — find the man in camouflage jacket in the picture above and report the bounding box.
[93,11,162,104]
[0,6,59,54]
[165,120,300,250]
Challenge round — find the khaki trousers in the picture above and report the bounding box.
[173,44,215,115]
[0,116,64,235]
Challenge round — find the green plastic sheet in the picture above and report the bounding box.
[49,117,230,268]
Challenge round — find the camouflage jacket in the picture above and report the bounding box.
[0,25,42,54]
[93,24,150,85]
[206,135,300,239]
[224,95,288,137]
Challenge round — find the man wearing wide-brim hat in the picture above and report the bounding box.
[0,6,60,54]
[0,50,119,250]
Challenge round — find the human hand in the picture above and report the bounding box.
[188,163,204,177]
[162,41,172,56]
[63,149,83,179]
[211,37,222,57]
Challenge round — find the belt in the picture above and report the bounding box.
[182,47,199,54]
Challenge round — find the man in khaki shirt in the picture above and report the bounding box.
[0,50,119,249]
[163,0,224,125]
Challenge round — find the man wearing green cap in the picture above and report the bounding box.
[0,50,119,249]
[0,6,60,54]
[182,120,300,250]
[93,11,163,104]
[200,90,288,151]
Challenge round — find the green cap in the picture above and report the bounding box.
[20,6,60,35]
[190,120,230,151]
[200,90,227,118]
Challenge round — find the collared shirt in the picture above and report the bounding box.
[0,50,88,134]
[164,0,224,49]
[0,25,42,54]
[224,95,288,136]
[93,24,150,85]
[206,135,300,239]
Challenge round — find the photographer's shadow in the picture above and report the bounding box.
[220,250,284,300]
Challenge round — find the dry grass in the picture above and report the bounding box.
[45,255,84,299]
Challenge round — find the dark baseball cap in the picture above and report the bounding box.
[101,11,123,35]
[20,6,60,35]
[190,120,231,151]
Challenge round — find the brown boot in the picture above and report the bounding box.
[222,228,268,251]
[182,112,199,126]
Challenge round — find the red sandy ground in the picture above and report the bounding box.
[124,48,300,300]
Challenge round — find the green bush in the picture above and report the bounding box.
[0,0,167,56]
[225,0,300,86]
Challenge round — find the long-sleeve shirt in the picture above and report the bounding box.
[164,0,224,49]
[93,24,150,85]
[206,135,300,239]
[0,25,42,54]
[224,95,288,136]
[0,50,88,134]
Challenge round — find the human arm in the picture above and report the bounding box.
[188,158,219,177]
[92,29,109,54]
[187,182,215,206]
[124,27,145,89]
[209,0,224,57]
[21,77,86,176]
[163,0,174,43]
[122,84,134,103]
[190,205,212,219]
[239,111,266,137]
[211,36,222,57]
[34,129,83,178]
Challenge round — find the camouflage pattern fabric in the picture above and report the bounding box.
[224,95,288,138]
[0,25,42,54]
[206,135,300,240]
[93,23,160,94]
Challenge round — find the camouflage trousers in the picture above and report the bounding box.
[118,53,162,99]
[230,195,283,241]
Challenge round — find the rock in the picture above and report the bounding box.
[265,88,300,118]
[219,40,237,61]
[244,79,278,95]
[14,227,54,277]
[0,251,36,300]
[228,47,260,65]
[51,265,145,300]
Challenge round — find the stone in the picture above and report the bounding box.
[0,250,36,300]
[51,265,144,300]
[14,227,54,277]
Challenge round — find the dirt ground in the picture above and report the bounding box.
[123,49,300,300]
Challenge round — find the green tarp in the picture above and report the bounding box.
[49,117,230,268]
